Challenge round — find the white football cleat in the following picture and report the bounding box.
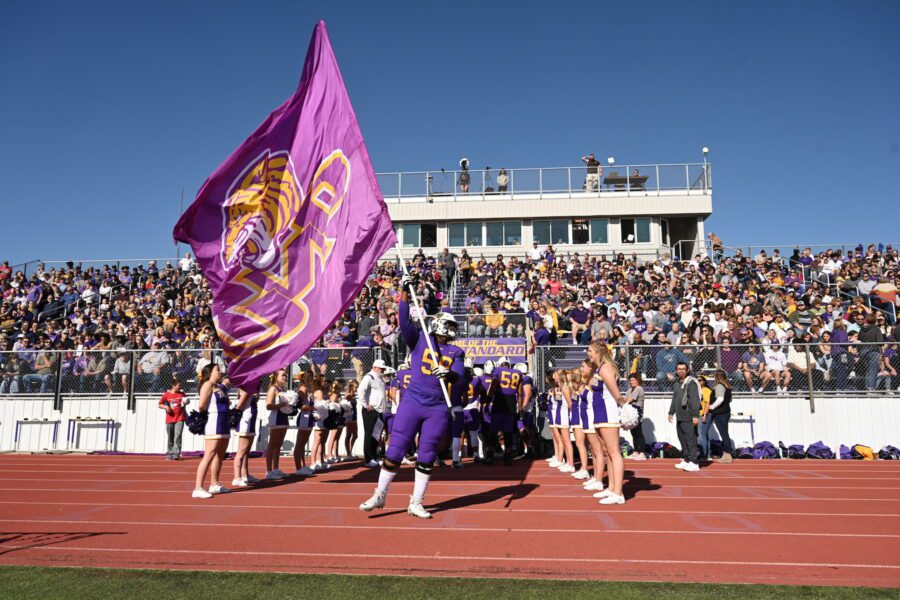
[359,489,387,512]
[407,498,433,520]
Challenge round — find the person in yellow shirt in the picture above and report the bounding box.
[697,375,713,460]
[484,303,505,337]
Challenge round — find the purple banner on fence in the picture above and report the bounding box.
[454,338,527,363]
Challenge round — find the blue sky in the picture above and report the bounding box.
[1,0,898,267]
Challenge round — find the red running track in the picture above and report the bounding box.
[0,454,898,587]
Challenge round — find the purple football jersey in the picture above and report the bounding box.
[399,301,465,408]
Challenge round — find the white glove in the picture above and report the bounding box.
[431,365,450,379]
[400,274,415,290]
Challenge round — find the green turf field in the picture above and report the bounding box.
[1,566,897,599]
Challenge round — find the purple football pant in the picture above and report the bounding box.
[384,400,449,465]
[490,411,516,434]
[449,407,465,437]
[382,412,395,434]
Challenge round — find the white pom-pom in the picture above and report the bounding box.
[340,399,353,418]
[619,403,641,430]
[281,390,298,405]
[313,402,329,421]
[278,390,299,414]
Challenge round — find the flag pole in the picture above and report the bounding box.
[395,243,452,409]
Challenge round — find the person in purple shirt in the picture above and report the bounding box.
[568,300,591,343]
[360,274,465,520]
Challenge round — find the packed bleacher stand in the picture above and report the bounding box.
[1,241,898,396]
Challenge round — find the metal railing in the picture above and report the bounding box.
[534,341,900,410]
[376,162,711,202]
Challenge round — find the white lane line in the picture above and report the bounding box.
[1,544,899,570]
[0,487,898,501]
[1,500,897,518]
[0,477,896,489]
[1,518,899,539]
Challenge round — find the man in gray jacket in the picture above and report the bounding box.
[668,362,701,472]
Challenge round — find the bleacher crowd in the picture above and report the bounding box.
[1,240,899,395]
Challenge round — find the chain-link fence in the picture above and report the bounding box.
[0,346,384,401]
[534,341,900,399]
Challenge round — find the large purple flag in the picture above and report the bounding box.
[173,21,396,390]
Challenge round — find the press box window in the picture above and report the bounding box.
[533,219,569,245]
[448,222,484,247]
[620,218,650,243]
[486,221,521,246]
[401,223,437,247]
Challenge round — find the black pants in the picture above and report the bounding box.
[676,420,699,464]
[362,409,381,463]
[630,420,647,454]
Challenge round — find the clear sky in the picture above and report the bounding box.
[1,0,898,267]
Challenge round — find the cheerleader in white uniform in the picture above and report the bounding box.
[587,342,627,505]
[579,359,607,493]
[231,389,259,487]
[325,380,345,463]
[192,363,231,499]
[308,380,329,470]
[264,369,291,480]
[563,369,588,476]
[292,372,315,476]
[546,370,574,470]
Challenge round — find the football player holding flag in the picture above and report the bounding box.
[359,274,465,519]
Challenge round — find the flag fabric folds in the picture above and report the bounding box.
[173,20,396,391]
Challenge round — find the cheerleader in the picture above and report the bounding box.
[579,359,607,493]
[231,389,259,487]
[264,369,291,480]
[546,370,574,470]
[192,363,231,498]
[342,380,359,459]
[563,369,587,475]
[587,341,627,505]
[292,372,315,476]
[325,380,345,463]
[308,382,329,470]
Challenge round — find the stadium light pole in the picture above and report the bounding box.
[702,147,710,192]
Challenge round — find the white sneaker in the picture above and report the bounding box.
[191,488,213,499]
[545,457,554,462]
[572,469,590,480]
[208,484,230,494]
[683,462,700,472]
[245,474,260,484]
[311,463,326,471]
[599,493,626,505]
[366,460,380,468]
[674,461,687,470]
[294,466,315,476]
[359,489,387,512]
[582,477,596,487]
[407,498,432,520]
[584,480,605,491]
[273,469,289,477]
[559,464,575,473]
[548,458,561,468]
[231,478,249,487]
[265,470,285,480]
[593,489,613,498]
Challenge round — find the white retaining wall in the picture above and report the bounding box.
[1,394,898,455]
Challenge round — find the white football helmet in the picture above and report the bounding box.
[513,363,528,374]
[483,360,495,375]
[398,359,410,371]
[464,357,474,369]
[473,367,484,377]
[497,356,510,367]
[430,313,458,339]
